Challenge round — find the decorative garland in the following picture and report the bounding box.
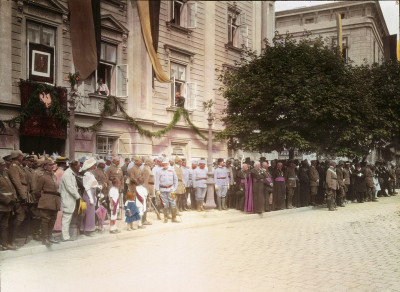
[0,81,68,132]
[0,77,206,141]
[75,95,207,140]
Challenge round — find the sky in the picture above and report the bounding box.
[275,1,399,38]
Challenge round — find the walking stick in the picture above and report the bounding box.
[148,197,161,220]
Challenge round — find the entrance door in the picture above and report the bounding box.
[20,136,65,156]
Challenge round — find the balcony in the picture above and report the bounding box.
[74,93,127,119]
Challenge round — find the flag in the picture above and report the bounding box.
[69,0,97,80]
[336,13,343,56]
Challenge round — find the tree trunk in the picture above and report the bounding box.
[289,148,294,160]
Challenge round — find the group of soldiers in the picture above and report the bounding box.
[1,149,399,250]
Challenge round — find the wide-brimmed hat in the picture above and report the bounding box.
[82,157,97,171]
[10,150,23,159]
[43,159,56,166]
[175,156,182,163]
[97,159,106,165]
[55,156,69,163]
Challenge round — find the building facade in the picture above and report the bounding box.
[0,0,275,161]
[276,1,390,65]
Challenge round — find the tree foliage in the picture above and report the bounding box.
[217,34,400,159]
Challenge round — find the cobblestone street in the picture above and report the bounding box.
[1,195,400,292]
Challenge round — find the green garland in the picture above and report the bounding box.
[76,95,207,140]
[0,82,68,132]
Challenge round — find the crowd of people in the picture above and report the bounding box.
[0,150,399,250]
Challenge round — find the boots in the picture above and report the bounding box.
[171,208,180,223]
[310,195,316,206]
[222,197,227,210]
[287,196,293,209]
[197,201,202,212]
[163,209,168,223]
[217,197,222,211]
[327,198,335,211]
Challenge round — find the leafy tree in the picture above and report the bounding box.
[217,35,400,160]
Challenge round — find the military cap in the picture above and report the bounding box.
[175,156,182,163]
[97,159,106,165]
[112,156,120,162]
[133,156,141,162]
[10,150,23,159]
[3,155,12,162]
[191,160,198,165]
[0,158,5,165]
[198,159,206,164]
[55,156,69,163]
[160,157,169,164]
[338,160,344,166]
[43,158,56,166]
[144,157,152,164]
[105,156,112,161]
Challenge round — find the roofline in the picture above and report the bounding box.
[276,1,389,36]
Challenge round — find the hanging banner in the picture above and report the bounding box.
[69,0,97,79]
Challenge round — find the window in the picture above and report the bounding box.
[97,136,117,155]
[332,37,348,61]
[170,62,196,110]
[27,21,56,83]
[340,13,346,19]
[171,0,197,29]
[305,18,314,24]
[91,42,127,97]
[227,7,248,48]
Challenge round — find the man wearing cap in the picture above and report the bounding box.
[192,159,208,211]
[59,160,80,241]
[173,156,186,213]
[106,156,124,197]
[365,163,378,202]
[181,159,189,211]
[93,159,109,193]
[105,156,112,171]
[284,160,297,209]
[155,158,179,223]
[128,156,143,194]
[214,158,230,211]
[121,158,130,195]
[143,157,160,220]
[2,155,12,174]
[308,160,319,206]
[335,161,346,207]
[326,161,339,211]
[0,158,18,250]
[7,150,28,246]
[185,160,197,210]
[34,159,61,246]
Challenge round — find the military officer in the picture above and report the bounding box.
[0,158,17,250]
[284,160,297,209]
[326,161,339,211]
[308,160,319,206]
[181,159,190,211]
[185,160,196,210]
[105,156,124,195]
[192,159,208,211]
[173,156,186,213]
[155,157,179,223]
[143,157,160,220]
[34,159,61,246]
[7,150,28,247]
[214,158,230,211]
[128,156,143,194]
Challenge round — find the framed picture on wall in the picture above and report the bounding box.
[29,43,54,83]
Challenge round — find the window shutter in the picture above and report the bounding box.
[187,2,197,29]
[116,64,128,97]
[171,76,176,106]
[171,0,175,20]
[186,82,196,109]
[181,2,187,27]
[239,12,246,26]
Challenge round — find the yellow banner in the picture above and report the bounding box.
[337,13,343,56]
[137,0,170,83]
[397,40,400,61]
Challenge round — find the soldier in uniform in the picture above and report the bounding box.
[326,161,339,211]
[365,163,378,202]
[105,156,124,197]
[214,158,230,211]
[284,160,297,209]
[155,157,179,223]
[121,158,130,197]
[34,159,61,246]
[192,159,208,211]
[336,161,346,207]
[128,156,143,194]
[185,160,196,210]
[7,150,28,247]
[173,156,186,213]
[0,158,17,250]
[2,155,12,174]
[308,160,319,206]
[92,159,109,194]
[142,157,157,222]
[181,159,189,211]
[343,162,351,203]
[250,162,265,215]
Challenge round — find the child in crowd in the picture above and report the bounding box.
[109,178,121,234]
[125,191,142,230]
